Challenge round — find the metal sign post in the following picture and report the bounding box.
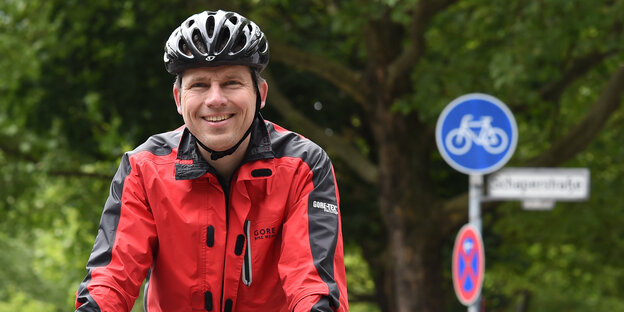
[468,174,482,312]
[469,174,483,230]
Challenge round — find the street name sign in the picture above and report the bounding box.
[487,168,590,201]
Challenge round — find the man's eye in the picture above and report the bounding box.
[190,83,207,88]
[225,80,241,86]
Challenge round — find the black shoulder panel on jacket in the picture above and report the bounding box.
[267,122,325,166]
[135,129,183,157]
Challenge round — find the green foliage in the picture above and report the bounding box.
[0,137,110,310]
[1,0,623,311]
[0,290,56,312]
[344,246,380,312]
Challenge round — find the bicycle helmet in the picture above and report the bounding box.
[164,10,269,74]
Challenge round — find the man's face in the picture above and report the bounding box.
[174,65,266,152]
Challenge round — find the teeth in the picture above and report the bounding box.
[204,115,230,122]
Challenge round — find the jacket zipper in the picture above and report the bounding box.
[242,220,252,286]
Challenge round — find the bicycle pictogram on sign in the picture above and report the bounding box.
[445,114,509,156]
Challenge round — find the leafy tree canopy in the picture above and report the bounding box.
[1,0,623,311]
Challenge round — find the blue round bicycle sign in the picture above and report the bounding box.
[436,93,517,175]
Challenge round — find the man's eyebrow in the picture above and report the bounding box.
[184,72,248,85]
[184,75,208,86]
[222,72,248,81]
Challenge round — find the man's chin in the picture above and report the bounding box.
[196,139,236,153]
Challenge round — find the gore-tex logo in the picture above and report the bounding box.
[313,201,338,215]
[254,227,276,240]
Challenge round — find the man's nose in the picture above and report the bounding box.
[204,84,227,107]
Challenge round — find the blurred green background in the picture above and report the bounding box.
[1,0,623,311]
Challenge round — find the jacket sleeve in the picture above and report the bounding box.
[279,149,349,312]
[75,153,157,312]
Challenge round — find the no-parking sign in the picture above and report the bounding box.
[452,224,485,306]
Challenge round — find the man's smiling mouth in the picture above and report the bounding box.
[203,114,233,122]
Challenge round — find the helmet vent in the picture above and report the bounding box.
[216,28,230,53]
[192,29,207,54]
[179,40,191,56]
[231,35,246,54]
[206,16,215,38]
[228,16,238,24]
[258,40,267,53]
[187,19,195,27]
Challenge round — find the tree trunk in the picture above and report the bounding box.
[373,106,446,311]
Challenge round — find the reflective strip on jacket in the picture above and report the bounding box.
[75,116,348,312]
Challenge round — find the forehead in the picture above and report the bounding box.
[182,65,251,83]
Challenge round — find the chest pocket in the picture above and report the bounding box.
[240,178,287,287]
[242,217,283,287]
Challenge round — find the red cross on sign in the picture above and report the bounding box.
[452,223,485,306]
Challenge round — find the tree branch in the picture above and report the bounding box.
[534,15,623,105]
[269,40,368,109]
[528,64,624,166]
[0,142,38,163]
[387,0,458,94]
[48,170,112,180]
[538,50,617,103]
[0,142,113,181]
[264,72,379,184]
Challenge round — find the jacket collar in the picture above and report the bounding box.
[175,114,275,181]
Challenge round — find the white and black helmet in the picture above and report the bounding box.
[164,10,269,74]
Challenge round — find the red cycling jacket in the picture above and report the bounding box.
[75,116,348,312]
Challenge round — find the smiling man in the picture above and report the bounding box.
[75,10,348,312]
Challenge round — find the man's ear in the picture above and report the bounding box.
[259,80,268,109]
[173,83,182,115]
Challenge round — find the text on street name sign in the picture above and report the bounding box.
[487,168,590,201]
